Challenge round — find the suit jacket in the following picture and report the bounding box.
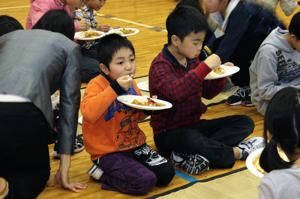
[0,30,81,154]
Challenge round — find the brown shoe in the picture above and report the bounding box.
[0,177,8,199]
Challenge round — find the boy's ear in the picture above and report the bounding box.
[99,63,109,75]
[171,35,181,47]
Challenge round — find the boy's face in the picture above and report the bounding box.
[86,0,106,11]
[176,31,206,59]
[103,47,136,80]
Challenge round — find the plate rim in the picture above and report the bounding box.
[246,147,264,178]
[205,65,240,80]
[74,30,105,41]
[117,95,172,110]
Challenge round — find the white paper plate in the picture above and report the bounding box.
[74,30,105,40]
[137,80,149,92]
[205,65,240,80]
[246,148,265,178]
[117,95,172,110]
[111,27,140,37]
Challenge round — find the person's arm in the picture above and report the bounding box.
[150,60,211,103]
[55,155,87,192]
[81,79,120,123]
[202,78,227,99]
[206,7,251,62]
[253,49,286,101]
[56,45,87,191]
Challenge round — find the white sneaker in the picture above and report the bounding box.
[238,137,265,160]
[88,164,103,181]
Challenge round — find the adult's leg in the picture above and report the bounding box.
[95,153,157,195]
[131,144,175,186]
[0,103,50,199]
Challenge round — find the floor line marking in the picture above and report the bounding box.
[0,5,29,11]
[97,13,167,32]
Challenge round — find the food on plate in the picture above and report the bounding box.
[83,31,102,38]
[131,97,164,107]
[213,66,225,74]
[120,28,134,35]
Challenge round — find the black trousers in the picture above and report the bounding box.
[154,115,254,168]
[0,103,51,199]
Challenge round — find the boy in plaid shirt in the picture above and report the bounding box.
[149,6,264,175]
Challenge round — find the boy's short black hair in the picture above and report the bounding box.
[289,12,300,39]
[32,10,75,40]
[166,5,208,45]
[0,15,23,37]
[176,0,204,15]
[96,34,135,69]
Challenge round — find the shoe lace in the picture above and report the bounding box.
[233,88,246,98]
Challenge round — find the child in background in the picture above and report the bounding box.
[259,87,300,199]
[26,0,82,30]
[74,0,110,32]
[250,12,300,115]
[81,34,175,195]
[201,0,281,106]
[74,0,111,82]
[149,6,264,175]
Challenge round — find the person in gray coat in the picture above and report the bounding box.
[0,16,87,198]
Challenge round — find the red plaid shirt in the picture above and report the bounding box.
[149,45,227,135]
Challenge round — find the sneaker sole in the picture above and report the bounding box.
[241,103,254,107]
[225,101,242,106]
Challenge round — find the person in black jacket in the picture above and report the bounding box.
[201,0,282,106]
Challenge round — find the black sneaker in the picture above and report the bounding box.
[170,152,209,175]
[226,87,251,106]
[133,144,167,166]
[238,137,265,160]
[53,134,85,159]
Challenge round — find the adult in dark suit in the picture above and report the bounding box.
[0,16,87,198]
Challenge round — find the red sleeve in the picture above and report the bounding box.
[202,78,227,99]
[150,61,211,102]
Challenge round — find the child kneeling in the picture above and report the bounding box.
[81,34,175,195]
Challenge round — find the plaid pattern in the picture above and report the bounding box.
[149,45,227,134]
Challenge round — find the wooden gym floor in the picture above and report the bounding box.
[1,0,299,198]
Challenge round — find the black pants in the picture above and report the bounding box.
[0,103,50,199]
[154,115,254,168]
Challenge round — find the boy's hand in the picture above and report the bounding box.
[78,19,89,31]
[223,62,234,66]
[117,75,133,91]
[204,54,221,70]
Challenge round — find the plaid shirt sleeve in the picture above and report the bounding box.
[150,60,211,103]
[202,78,227,99]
